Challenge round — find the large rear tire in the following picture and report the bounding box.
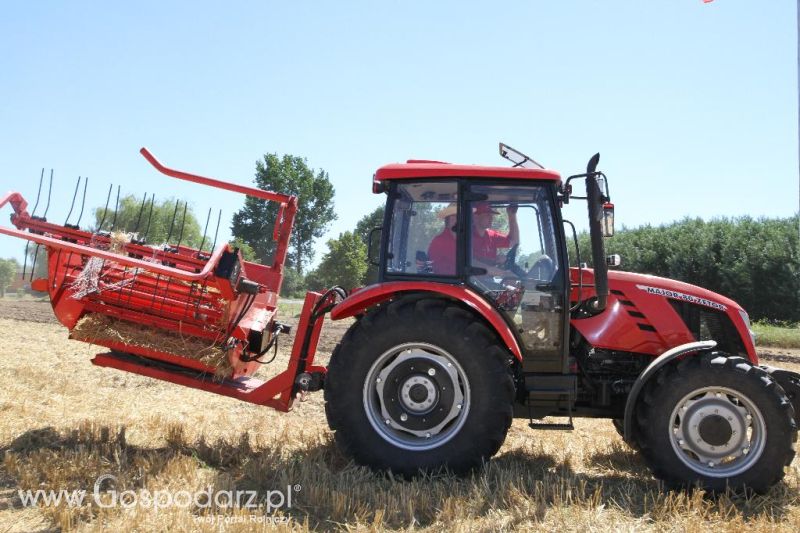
[324,296,515,476]
[635,352,797,492]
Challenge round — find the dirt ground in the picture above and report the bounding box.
[0,300,798,532]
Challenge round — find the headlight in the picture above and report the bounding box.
[738,309,756,346]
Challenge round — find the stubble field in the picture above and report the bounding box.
[0,299,799,532]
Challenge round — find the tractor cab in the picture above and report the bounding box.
[373,147,573,372]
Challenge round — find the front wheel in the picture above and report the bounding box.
[324,296,515,476]
[636,352,797,492]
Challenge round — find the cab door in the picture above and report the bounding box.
[465,183,568,372]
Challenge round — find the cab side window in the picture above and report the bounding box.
[385,182,458,276]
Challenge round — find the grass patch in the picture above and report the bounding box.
[277,301,303,318]
[753,321,800,349]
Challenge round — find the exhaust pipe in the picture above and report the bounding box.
[585,153,608,313]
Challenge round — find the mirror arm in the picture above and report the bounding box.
[563,219,583,311]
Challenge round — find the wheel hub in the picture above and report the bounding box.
[364,344,469,450]
[698,414,733,446]
[670,387,766,476]
[401,378,437,412]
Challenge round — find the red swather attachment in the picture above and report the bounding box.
[0,148,334,411]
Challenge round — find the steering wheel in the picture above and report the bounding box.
[499,244,528,278]
[499,244,519,271]
[528,254,555,281]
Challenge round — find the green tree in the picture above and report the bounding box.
[229,237,257,262]
[354,205,385,285]
[231,153,336,273]
[0,258,19,297]
[93,195,205,249]
[280,268,306,298]
[305,231,366,292]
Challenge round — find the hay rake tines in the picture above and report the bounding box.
[0,147,334,412]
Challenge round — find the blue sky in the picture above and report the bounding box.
[1,1,797,269]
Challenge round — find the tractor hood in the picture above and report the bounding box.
[606,270,743,313]
[569,268,755,361]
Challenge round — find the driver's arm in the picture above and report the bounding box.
[506,205,519,247]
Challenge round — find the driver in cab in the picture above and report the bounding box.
[471,202,519,276]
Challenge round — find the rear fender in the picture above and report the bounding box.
[330,281,523,361]
[623,340,718,444]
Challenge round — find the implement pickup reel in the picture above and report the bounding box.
[0,148,339,411]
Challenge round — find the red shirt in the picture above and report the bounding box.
[427,229,456,275]
[472,228,510,264]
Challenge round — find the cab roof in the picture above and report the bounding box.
[374,160,562,183]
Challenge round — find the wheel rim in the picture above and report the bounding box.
[668,386,767,478]
[362,342,471,451]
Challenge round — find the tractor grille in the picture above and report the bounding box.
[669,300,747,357]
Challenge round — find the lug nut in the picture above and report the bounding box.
[425,432,431,438]
[376,378,382,383]
[400,413,408,422]
[385,419,391,425]
[428,368,436,376]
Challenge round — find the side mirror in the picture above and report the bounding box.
[367,226,382,266]
[602,202,615,237]
[606,254,621,267]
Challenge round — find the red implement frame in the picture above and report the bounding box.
[1,148,327,412]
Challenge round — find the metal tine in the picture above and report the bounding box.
[107,185,129,300]
[110,186,121,231]
[97,184,113,232]
[56,175,83,285]
[22,242,29,280]
[29,244,41,282]
[30,170,54,282]
[42,170,53,219]
[31,169,44,216]
[197,207,211,255]
[64,176,82,225]
[193,209,222,320]
[75,176,88,227]
[159,202,188,311]
[210,209,222,251]
[131,193,148,235]
[150,200,181,309]
[124,194,156,305]
[142,194,155,242]
[184,207,212,318]
[165,199,180,244]
[21,170,42,280]
[175,202,188,249]
[93,184,115,290]
[66,176,88,294]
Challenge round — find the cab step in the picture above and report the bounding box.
[526,374,576,431]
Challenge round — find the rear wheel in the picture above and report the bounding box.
[324,296,515,476]
[636,352,797,492]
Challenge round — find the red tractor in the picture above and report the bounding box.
[1,144,797,492]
